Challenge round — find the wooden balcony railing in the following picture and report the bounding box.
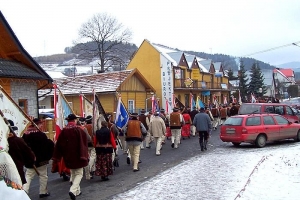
[174,79,226,90]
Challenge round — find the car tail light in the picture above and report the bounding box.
[242,128,248,134]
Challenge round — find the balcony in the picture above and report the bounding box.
[174,79,227,90]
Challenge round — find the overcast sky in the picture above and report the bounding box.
[1,0,300,66]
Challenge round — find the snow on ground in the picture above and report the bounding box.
[112,143,300,200]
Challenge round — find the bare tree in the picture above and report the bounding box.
[74,13,132,72]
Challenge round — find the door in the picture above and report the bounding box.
[263,116,280,141]
[273,115,296,139]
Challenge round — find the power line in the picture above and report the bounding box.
[241,41,300,57]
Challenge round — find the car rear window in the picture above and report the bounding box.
[223,117,243,126]
[246,116,261,126]
[239,104,261,114]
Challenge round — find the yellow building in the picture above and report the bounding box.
[127,40,230,112]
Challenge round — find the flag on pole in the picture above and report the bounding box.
[0,109,10,150]
[115,96,129,129]
[165,97,170,113]
[82,95,93,117]
[54,85,75,141]
[174,97,185,111]
[251,93,256,103]
[238,90,242,105]
[0,85,32,136]
[190,93,195,108]
[223,96,228,105]
[196,96,205,109]
[152,97,159,113]
[93,90,108,133]
[213,94,218,108]
[79,94,84,117]
[172,93,176,108]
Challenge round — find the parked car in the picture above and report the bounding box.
[238,103,299,123]
[220,113,300,148]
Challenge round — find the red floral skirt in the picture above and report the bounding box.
[95,153,113,177]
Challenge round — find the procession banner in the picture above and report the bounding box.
[0,86,31,136]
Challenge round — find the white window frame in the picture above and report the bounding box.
[128,100,135,113]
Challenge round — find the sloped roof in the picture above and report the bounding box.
[277,68,294,77]
[0,59,47,79]
[214,62,222,72]
[0,11,52,81]
[151,43,177,65]
[167,52,184,64]
[40,69,155,96]
[197,59,211,72]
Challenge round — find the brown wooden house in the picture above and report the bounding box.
[0,11,53,117]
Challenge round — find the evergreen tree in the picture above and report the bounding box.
[228,68,235,80]
[248,62,267,97]
[238,61,248,101]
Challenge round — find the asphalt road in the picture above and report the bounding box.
[28,128,225,200]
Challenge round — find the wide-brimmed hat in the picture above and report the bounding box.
[140,109,146,114]
[160,109,165,113]
[65,114,79,120]
[85,115,93,121]
[79,117,86,122]
[130,113,139,118]
[173,107,179,111]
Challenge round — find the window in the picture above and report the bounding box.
[274,115,289,125]
[263,116,275,125]
[18,99,28,114]
[224,117,243,126]
[274,106,284,115]
[128,100,134,113]
[246,117,261,126]
[39,105,46,109]
[286,106,293,115]
[264,106,274,113]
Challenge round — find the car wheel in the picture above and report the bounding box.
[295,130,300,142]
[232,142,241,147]
[255,134,266,148]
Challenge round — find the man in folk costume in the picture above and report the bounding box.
[229,103,239,116]
[211,105,220,130]
[138,109,151,149]
[189,107,199,137]
[52,114,89,200]
[22,118,54,198]
[83,115,96,179]
[219,105,228,125]
[159,108,169,143]
[148,111,166,156]
[124,113,147,172]
[169,107,184,149]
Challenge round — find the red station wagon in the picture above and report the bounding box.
[220,114,300,148]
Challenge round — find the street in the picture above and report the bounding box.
[27,128,300,200]
[27,128,223,200]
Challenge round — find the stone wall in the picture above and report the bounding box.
[10,81,38,117]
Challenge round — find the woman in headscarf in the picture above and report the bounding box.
[94,121,116,181]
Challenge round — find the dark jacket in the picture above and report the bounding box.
[95,126,116,154]
[8,135,35,184]
[52,122,89,169]
[22,127,54,168]
[229,105,239,116]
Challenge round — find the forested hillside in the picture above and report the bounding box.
[34,42,276,71]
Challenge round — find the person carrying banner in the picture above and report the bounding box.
[169,108,184,149]
[52,114,89,200]
[189,107,198,136]
[84,115,96,179]
[219,105,228,125]
[159,109,169,143]
[124,113,147,172]
[211,105,220,130]
[22,118,54,198]
[138,109,151,149]
[7,120,35,185]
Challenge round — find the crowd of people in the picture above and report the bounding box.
[0,102,241,200]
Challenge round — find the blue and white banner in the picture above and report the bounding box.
[115,97,129,129]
